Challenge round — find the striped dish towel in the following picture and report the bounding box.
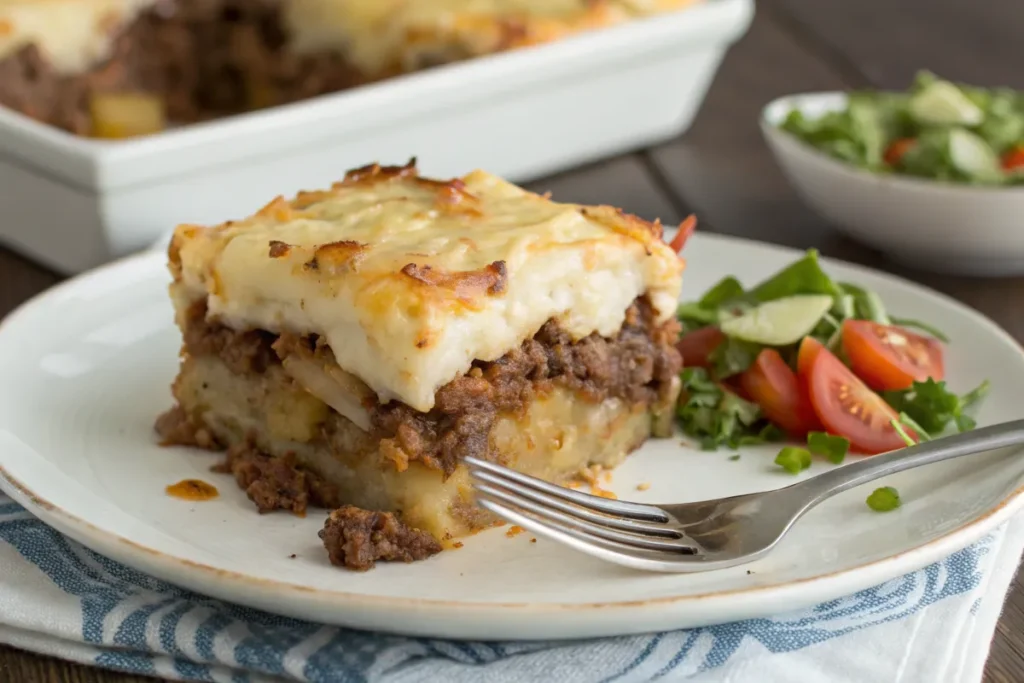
[0,492,1021,682]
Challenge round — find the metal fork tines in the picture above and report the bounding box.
[466,419,1024,573]
[464,457,701,560]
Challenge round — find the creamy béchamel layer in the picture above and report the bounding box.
[171,161,684,414]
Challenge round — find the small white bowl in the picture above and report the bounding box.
[761,92,1024,277]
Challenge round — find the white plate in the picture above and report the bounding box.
[1,232,1022,641]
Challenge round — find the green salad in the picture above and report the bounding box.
[673,249,990,510]
[779,71,1024,185]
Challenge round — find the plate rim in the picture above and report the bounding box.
[2,233,1024,626]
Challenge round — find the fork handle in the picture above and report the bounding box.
[791,418,1024,508]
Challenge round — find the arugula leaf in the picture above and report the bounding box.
[911,70,939,94]
[750,250,843,302]
[677,301,719,331]
[847,94,888,168]
[699,276,745,309]
[807,431,850,464]
[831,293,856,321]
[838,282,891,324]
[676,368,783,450]
[708,338,762,379]
[883,378,990,435]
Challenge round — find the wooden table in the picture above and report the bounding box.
[2,0,1024,680]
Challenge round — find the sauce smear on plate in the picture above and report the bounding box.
[166,479,219,501]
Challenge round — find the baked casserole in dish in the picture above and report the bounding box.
[0,0,701,137]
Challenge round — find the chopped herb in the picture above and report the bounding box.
[890,419,918,447]
[883,378,990,435]
[889,317,950,343]
[775,446,812,474]
[728,454,742,461]
[807,431,850,464]
[676,368,783,450]
[866,486,902,512]
[708,337,762,379]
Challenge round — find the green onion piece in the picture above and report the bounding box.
[889,317,950,343]
[960,379,991,409]
[728,454,741,461]
[898,412,933,442]
[890,419,918,447]
[866,486,901,512]
[775,446,812,475]
[807,431,850,464]
[857,291,891,324]
[955,414,977,432]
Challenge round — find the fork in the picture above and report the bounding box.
[465,418,1024,573]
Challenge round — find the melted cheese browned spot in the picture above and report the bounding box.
[400,260,507,300]
[268,241,292,258]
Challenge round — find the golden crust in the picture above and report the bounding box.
[170,160,685,413]
[285,0,704,76]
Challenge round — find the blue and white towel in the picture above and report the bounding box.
[0,491,1020,683]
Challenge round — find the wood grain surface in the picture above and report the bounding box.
[1,0,1023,680]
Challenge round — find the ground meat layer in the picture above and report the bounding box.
[0,0,362,135]
[319,506,442,571]
[181,297,682,476]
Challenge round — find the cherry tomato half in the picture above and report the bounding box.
[884,138,916,166]
[841,320,944,391]
[676,326,726,368]
[1002,146,1024,172]
[797,336,825,379]
[739,348,820,435]
[802,342,912,454]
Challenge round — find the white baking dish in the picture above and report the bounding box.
[0,0,753,275]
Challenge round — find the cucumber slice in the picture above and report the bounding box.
[908,80,984,126]
[947,128,1001,180]
[720,295,834,346]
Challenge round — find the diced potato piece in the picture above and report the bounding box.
[89,92,166,139]
[246,78,279,111]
